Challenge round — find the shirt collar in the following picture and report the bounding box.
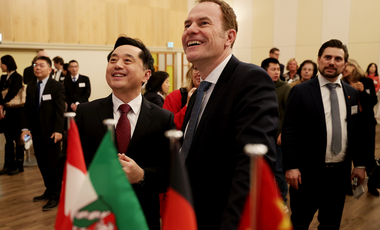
[37,76,49,85]
[71,73,79,80]
[318,74,342,88]
[112,93,142,115]
[7,71,15,79]
[201,54,232,84]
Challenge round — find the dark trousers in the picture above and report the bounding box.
[3,107,24,171]
[290,162,350,230]
[32,127,61,200]
[275,144,288,203]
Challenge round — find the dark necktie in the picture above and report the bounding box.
[326,83,341,155]
[35,81,42,117]
[116,104,131,154]
[181,81,212,159]
[73,77,76,83]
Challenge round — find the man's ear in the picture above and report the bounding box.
[225,29,237,48]
[142,69,151,84]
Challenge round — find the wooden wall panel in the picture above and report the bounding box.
[1,0,188,47]
[0,0,14,41]
[12,0,49,43]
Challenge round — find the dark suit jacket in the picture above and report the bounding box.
[64,74,91,111]
[21,78,65,142]
[144,91,164,108]
[75,95,175,230]
[0,71,23,106]
[358,77,378,126]
[282,76,363,181]
[182,55,278,230]
[23,65,35,85]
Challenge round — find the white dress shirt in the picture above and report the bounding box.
[71,73,79,82]
[318,75,347,163]
[112,93,142,138]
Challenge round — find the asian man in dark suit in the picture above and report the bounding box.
[21,56,65,211]
[282,39,366,229]
[75,36,174,230]
[181,1,278,229]
[64,60,91,112]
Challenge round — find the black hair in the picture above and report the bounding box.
[35,56,52,67]
[261,58,279,71]
[53,56,64,65]
[107,36,155,74]
[366,62,378,76]
[1,55,17,71]
[145,71,169,94]
[297,60,318,79]
[318,39,349,62]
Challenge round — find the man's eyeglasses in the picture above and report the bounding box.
[33,63,47,68]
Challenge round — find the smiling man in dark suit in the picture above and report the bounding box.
[181,1,278,229]
[282,39,366,229]
[75,36,174,230]
[64,60,91,112]
[21,56,65,211]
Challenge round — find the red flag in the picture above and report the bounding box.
[162,142,197,230]
[238,157,293,230]
[55,119,87,229]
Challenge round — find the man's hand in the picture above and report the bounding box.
[285,169,302,190]
[70,103,77,111]
[21,130,32,140]
[351,167,365,185]
[50,132,63,143]
[0,105,5,120]
[186,87,197,107]
[118,154,144,184]
[350,82,364,92]
[277,133,282,146]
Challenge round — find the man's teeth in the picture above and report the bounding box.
[188,41,201,46]
[114,74,124,77]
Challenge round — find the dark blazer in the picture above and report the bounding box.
[75,95,175,230]
[63,74,91,111]
[21,78,65,142]
[23,65,35,85]
[0,71,23,106]
[358,77,378,126]
[182,55,278,230]
[282,76,363,180]
[143,91,164,108]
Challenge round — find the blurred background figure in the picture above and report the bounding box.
[0,55,25,175]
[144,71,170,108]
[290,60,317,87]
[163,64,200,130]
[342,59,379,196]
[283,58,300,83]
[52,56,65,83]
[366,63,380,93]
[62,63,69,79]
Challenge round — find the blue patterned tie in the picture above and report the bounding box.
[181,81,212,159]
[326,83,341,155]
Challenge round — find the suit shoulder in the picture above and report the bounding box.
[145,99,173,117]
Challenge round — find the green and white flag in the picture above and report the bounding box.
[71,131,148,230]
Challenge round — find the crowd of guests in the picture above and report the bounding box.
[0,1,379,229]
[0,52,91,211]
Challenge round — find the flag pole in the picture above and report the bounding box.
[244,144,268,230]
[64,112,76,129]
[165,129,183,151]
[103,119,117,142]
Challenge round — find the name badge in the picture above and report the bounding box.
[351,105,358,115]
[79,83,86,88]
[42,94,52,101]
[60,77,65,81]
[366,89,370,94]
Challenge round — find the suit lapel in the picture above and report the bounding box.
[309,77,326,125]
[130,97,154,148]
[97,94,114,134]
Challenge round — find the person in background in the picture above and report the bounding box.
[0,55,24,175]
[289,60,317,87]
[163,64,200,130]
[62,63,69,78]
[52,56,65,83]
[261,57,291,212]
[342,58,378,196]
[366,63,380,93]
[143,71,170,108]
[283,58,300,83]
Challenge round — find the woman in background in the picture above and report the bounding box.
[342,59,378,196]
[144,71,170,108]
[366,63,380,93]
[283,58,300,83]
[0,55,24,175]
[289,60,317,88]
[163,64,200,130]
